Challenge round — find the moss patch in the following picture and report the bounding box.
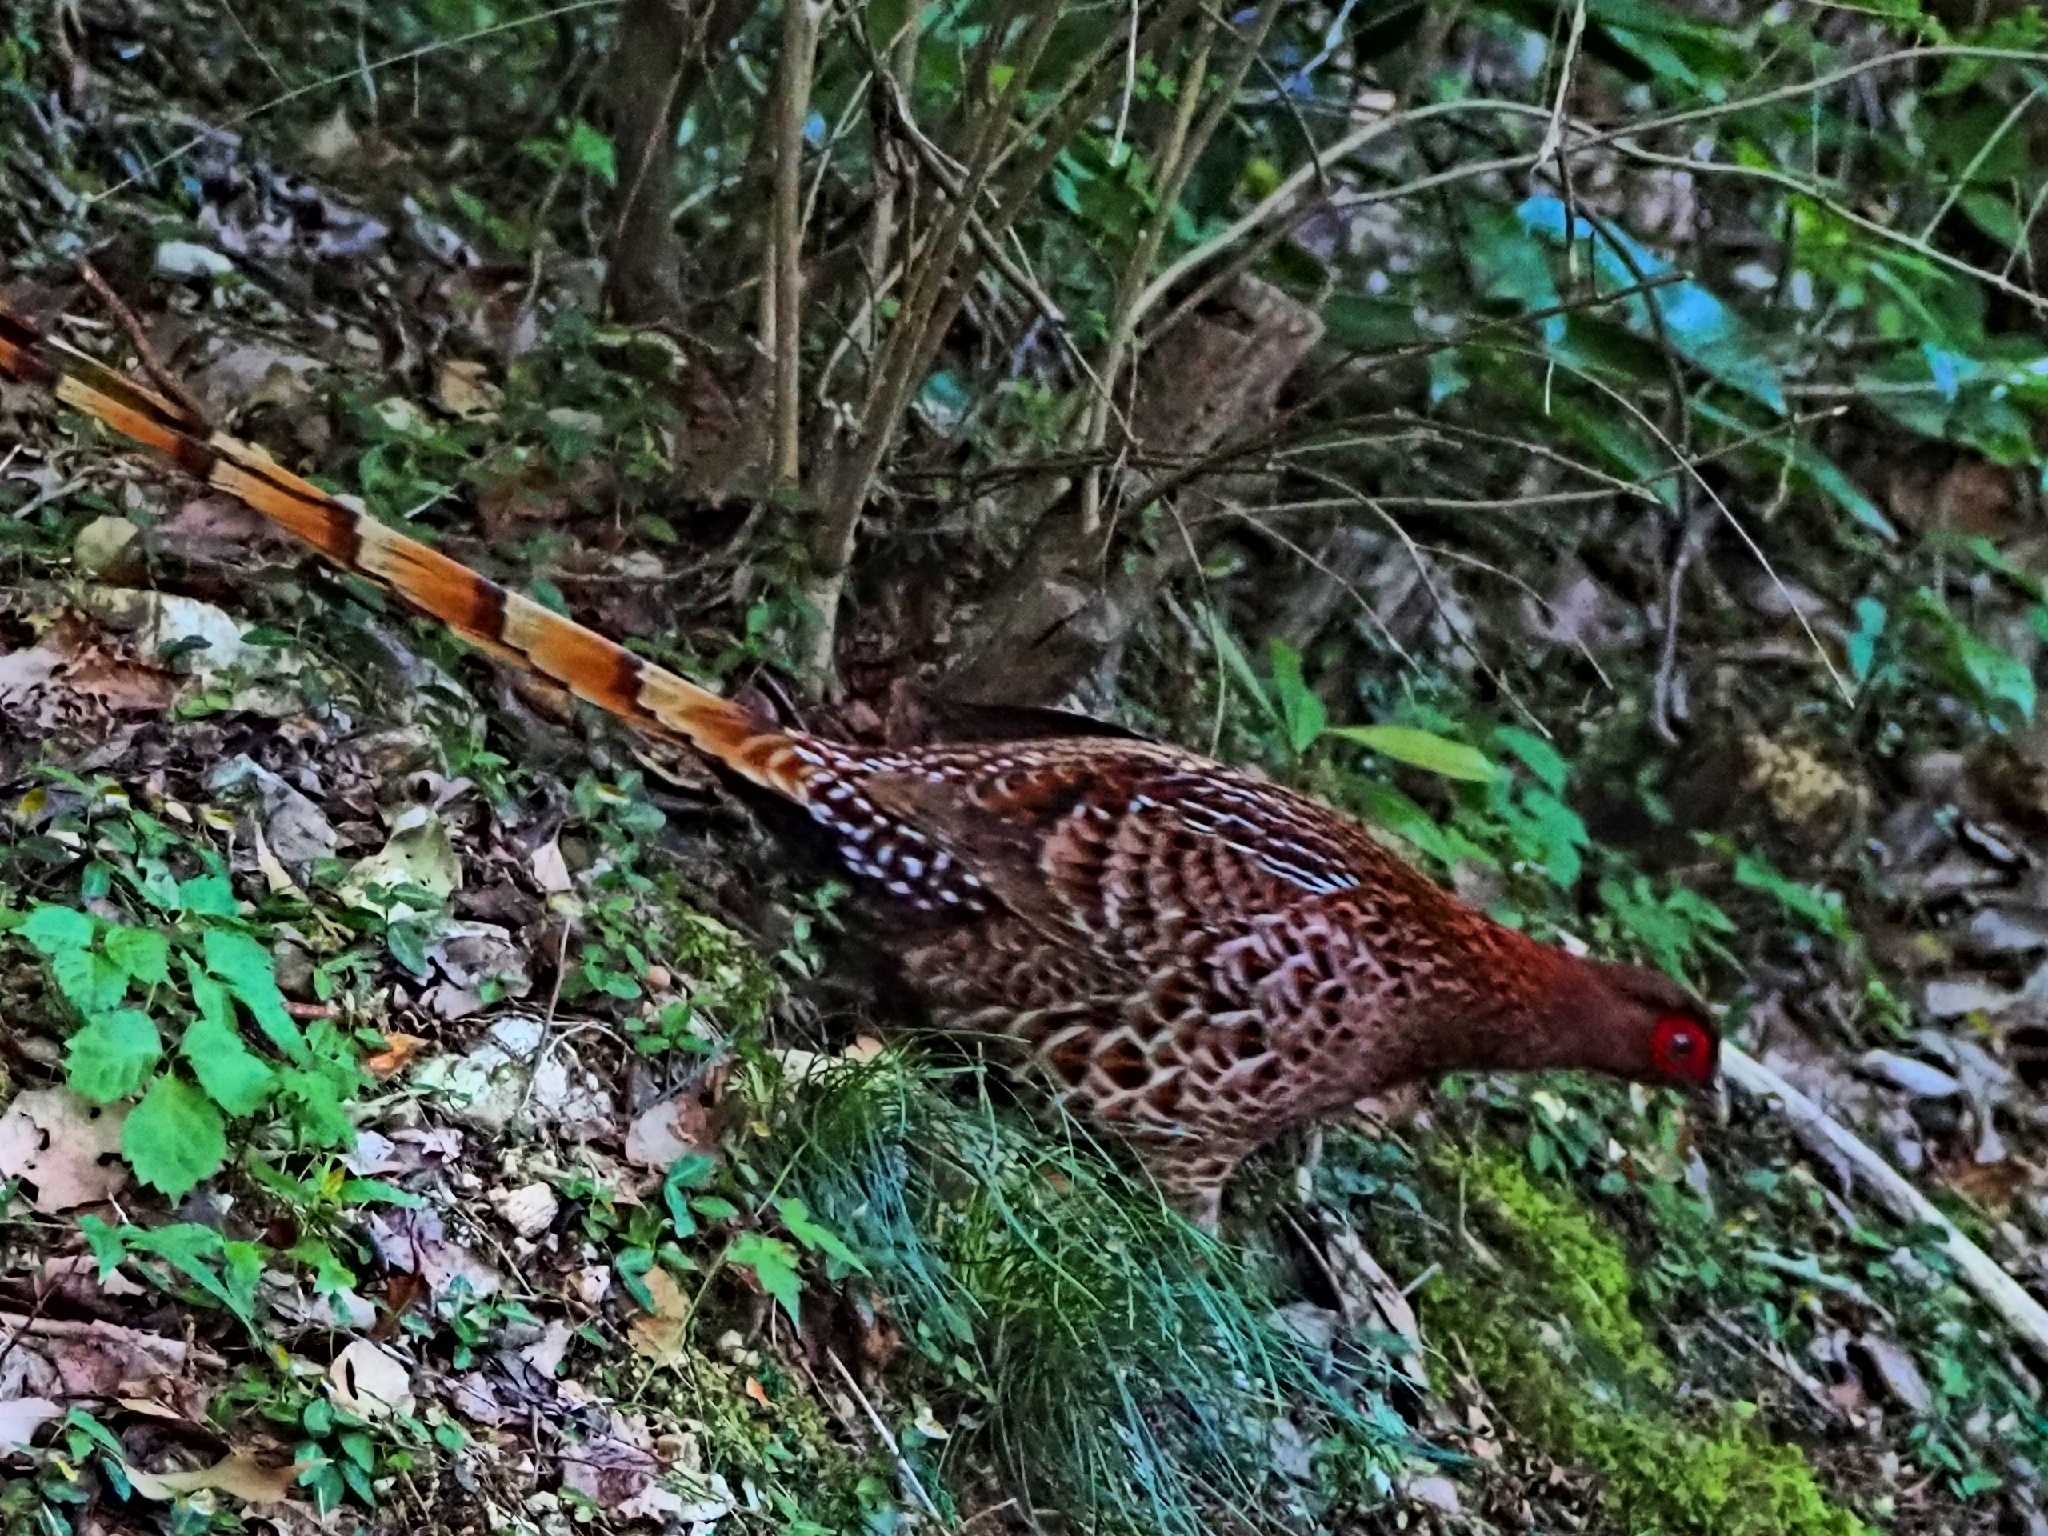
[1416,1145,1872,1536]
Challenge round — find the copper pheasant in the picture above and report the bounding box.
[0,305,1720,1223]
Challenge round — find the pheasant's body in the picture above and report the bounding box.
[0,303,1719,1220]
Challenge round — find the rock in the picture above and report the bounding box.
[72,516,141,580]
[492,1181,560,1239]
[1858,1050,1962,1099]
[413,1016,614,1138]
[1962,905,2048,957]
[155,241,235,279]
[1405,1474,1464,1514]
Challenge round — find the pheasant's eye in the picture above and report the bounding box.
[1650,1012,1715,1084]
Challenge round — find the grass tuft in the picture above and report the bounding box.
[763,1050,1420,1533]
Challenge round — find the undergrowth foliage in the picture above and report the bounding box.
[2,0,2048,1532]
[764,1053,1419,1533]
[4,772,364,1200]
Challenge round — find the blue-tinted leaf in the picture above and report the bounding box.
[1517,195,1785,414]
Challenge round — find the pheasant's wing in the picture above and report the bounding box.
[830,737,1420,945]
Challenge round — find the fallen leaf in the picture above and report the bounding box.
[625,1093,716,1169]
[72,516,140,578]
[328,1339,415,1419]
[125,1449,305,1503]
[303,107,360,165]
[531,835,574,894]
[0,1089,130,1213]
[0,1397,62,1451]
[520,1320,574,1378]
[364,1208,502,1305]
[1858,1050,1963,1099]
[409,1015,613,1136]
[1855,1334,1933,1414]
[628,1266,691,1365]
[435,359,501,421]
[336,808,462,919]
[364,1033,428,1078]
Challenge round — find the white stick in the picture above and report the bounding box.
[1721,1043,2048,1364]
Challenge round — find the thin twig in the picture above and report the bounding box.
[75,260,211,426]
[822,1347,949,1525]
[772,0,827,494]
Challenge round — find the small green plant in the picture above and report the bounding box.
[3,788,364,1198]
[555,771,777,1052]
[0,1410,132,1536]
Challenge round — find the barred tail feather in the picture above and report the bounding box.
[0,305,810,799]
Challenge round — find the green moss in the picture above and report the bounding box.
[1449,1146,1667,1385]
[1417,1145,1873,1536]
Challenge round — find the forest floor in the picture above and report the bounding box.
[5,9,2048,1536]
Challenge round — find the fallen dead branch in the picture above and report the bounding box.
[1722,1043,2048,1366]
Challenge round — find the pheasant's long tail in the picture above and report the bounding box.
[0,304,811,799]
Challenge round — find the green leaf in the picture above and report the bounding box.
[181,1011,277,1116]
[176,872,239,916]
[203,927,309,1064]
[78,1214,129,1280]
[185,958,235,1031]
[728,1232,804,1323]
[662,1155,717,1238]
[53,947,129,1017]
[278,1068,355,1147]
[1267,640,1327,755]
[566,119,616,184]
[124,1076,229,1200]
[1956,627,2036,721]
[1846,597,1887,686]
[1518,195,1786,415]
[104,926,171,987]
[1326,725,1499,782]
[337,1178,423,1208]
[777,1198,869,1275]
[118,1221,255,1325]
[19,904,92,956]
[1733,853,1850,942]
[66,1009,162,1103]
[1204,610,1276,725]
[1691,399,1898,542]
[1494,726,1569,793]
[1510,789,1591,890]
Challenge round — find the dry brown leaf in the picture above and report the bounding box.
[624,1093,717,1169]
[327,1339,415,1419]
[434,359,501,421]
[125,1449,305,1504]
[365,1032,429,1078]
[628,1265,691,1365]
[0,1089,130,1213]
[531,834,574,894]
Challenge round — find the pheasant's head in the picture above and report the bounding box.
[1566,959,1721,1091]
[1489,954,1720,1091]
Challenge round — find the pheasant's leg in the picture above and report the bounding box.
[1133,1140,1251,1233]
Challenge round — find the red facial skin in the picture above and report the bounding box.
[1649,1012,1719,1088]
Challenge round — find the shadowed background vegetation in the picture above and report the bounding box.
[3,1,2048,1533]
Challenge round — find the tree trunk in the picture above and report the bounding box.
[603,0,762,325]
[944,275,1324,707]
